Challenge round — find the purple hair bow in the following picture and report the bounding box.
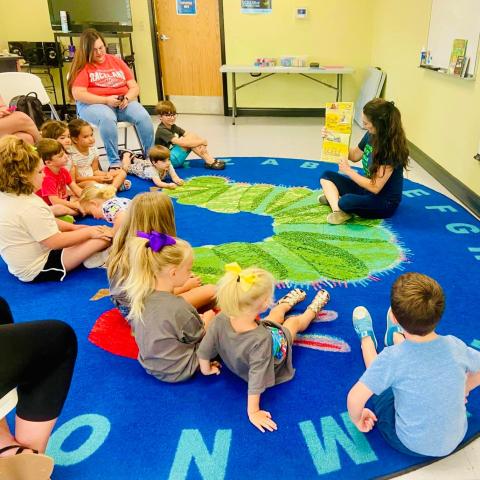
[136,231,176,252]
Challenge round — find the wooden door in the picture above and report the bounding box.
[154,0,222,103]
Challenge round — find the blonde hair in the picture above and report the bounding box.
[40,120,69,140]
[36,138,63,162]
[107,191,176,288]
[0,136,41,195]
[79,183,116,208]
[125,236,191,322]
[216,266,275,317]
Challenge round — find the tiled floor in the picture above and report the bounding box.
[120,113,480,479]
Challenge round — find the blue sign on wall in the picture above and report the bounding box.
[177,0,196,15]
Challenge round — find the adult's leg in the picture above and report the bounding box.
[320,171,365,212]
[0,112,40,144]
[77,102,119,166]
[339,194,398,219]
[62,238,111,271]
[118,101,154,157]
[0,321,77,452]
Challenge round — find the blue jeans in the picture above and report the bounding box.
[372,388,431,458]
[76,100,154,166]
[321,170,399,219]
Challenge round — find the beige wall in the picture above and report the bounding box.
[370,0,480,194]
[222,0,374,108]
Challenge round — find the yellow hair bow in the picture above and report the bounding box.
[224,262,256,292]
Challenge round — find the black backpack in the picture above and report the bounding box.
[9,92,47,129]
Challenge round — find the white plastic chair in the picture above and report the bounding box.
[0,72,60,121]
[0,388,18,420]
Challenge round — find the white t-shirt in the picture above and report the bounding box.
[0,192,59,282]
[70,145,99,178]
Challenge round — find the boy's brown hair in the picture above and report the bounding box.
[149,145,170,163]
[36,138,63,163]
[391,272,445,336]
[0,136,41,195]
[155,100,176,116]
[40,120,69,140]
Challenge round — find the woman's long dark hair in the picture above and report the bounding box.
[363,98,409,180]
[67,28,107,99]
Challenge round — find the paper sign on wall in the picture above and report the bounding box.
[241,0,272,14]
[177,0,196,15]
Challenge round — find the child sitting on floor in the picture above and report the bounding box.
[36,139,83,217]
[41,120,75,173]
[68,119,130,191]
[154,100,225,170]
[347,272,480,457]
[197,263,330,432]
[79,183,130,234]
[121,145,184,189]
[123,232,216,382]
[107,191,216,318]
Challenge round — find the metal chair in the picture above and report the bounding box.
[0,72,60,121]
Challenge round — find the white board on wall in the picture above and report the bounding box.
[426,0,480,75]
[354,67,386,128]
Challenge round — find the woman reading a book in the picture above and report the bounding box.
[319,98,409,225]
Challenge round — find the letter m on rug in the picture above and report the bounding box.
[169,429,232,480]
[299,412,377,475]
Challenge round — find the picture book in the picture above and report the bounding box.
[453,55,465,76]
[448,39,467,75]
[322,102,354,163]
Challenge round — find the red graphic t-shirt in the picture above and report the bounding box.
[73,54,134,96]
[36,166,72,205]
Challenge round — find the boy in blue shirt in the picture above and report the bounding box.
[347,272,480,457]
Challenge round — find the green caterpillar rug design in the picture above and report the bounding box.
[166,176,405,286]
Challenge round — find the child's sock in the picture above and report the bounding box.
[352,306,378,349]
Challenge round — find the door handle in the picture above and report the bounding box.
[159,34,170,41]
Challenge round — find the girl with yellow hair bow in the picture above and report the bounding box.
[197,262,330,433]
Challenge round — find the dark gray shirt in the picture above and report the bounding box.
[154,123,186,149]
[136,290,205,383]
[197,313,295,395]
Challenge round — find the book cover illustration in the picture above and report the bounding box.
[322,102,354,163]
[448,39,467,75]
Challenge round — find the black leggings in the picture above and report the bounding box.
[321,170,400,219]
[0,297,77,421]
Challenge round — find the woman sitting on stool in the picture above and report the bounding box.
[67,28,154,169]
[319,98,409,225]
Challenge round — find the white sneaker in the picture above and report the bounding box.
[83,249,110,269]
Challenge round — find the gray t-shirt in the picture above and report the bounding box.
[135,290,205,383]
[154,123,186,149]
[197,312,295,395]
[360,335,480,456]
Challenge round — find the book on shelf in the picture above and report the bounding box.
[448,39,467,75]
[321,102,354,163]
[462,57,470,78]
[453,55,465,76]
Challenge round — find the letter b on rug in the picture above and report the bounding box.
[299,412,377,475]
[169,429,232,480]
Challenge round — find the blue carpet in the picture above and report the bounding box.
[3,156,480,479]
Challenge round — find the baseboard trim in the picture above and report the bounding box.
[408,140,480,217]
[226,107,325,117]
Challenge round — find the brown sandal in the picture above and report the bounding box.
[0,445,54,480]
